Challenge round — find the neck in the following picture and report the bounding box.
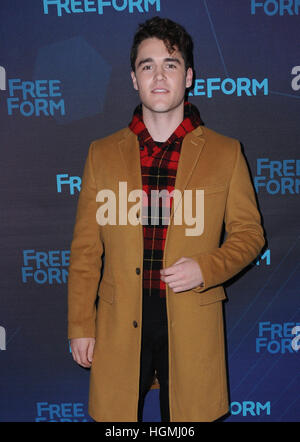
[142,103,184,142]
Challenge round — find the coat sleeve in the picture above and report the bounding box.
[68,142,103,338]
[191,141,265,293]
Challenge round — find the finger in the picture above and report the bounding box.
[168,280,184,290]
[160,266,175,276]
[87,341,95,363]
[75,352,88,367]
[161,262,183,276]
[71,345,80,364]
[172,286,185,293]
[161,257,189,276]
[78,348,91,367]
[161,273,181,284]
[72,345,90,368]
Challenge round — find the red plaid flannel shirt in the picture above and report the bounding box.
[129,102,202,303]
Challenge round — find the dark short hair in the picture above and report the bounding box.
[130,16,194,72]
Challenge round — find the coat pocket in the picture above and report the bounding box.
[98,279,115,304]
[199,183,227,196]
[187,183,227,195]
[197,286,227,306]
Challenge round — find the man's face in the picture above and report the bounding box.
[131,37,193,115]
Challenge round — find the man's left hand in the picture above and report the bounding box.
[160,257,204,292]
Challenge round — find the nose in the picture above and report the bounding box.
[154,65,166,81]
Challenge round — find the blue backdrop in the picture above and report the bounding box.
[0,0,299,423]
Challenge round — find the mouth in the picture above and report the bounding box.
[151,88,169,94]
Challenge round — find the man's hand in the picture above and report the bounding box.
[70,337,95,368]
[160,256,204,292]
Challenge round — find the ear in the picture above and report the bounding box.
[185,67,193,89]
[131,71,139,91]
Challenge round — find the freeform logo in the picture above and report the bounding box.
[0,326,6,351]
[292,325,300,351]
[251,0,300,15]
[254,158,300,194]
[256,321,300,353]
[255,249,271,266]
[56,174,81,195]
[21,249,70,284]
[95,182,205,236]
[42,0,161,16]
[230,401,271,416]
[291,66,300,91]
[6,77,65,117]
[36,402,88,422]
[189,77,268,98]
[0,66,6,93]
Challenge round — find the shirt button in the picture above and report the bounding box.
[133,321,138,328]
[136,267,141,275]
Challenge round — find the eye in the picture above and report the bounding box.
[166,63,177,69]
[142,64,152,71]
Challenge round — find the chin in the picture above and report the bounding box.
[144,102,179,114]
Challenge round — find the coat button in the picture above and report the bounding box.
[135,267,141,275]
[133,321,138,328]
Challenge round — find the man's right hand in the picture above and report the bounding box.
[70,337,95,368]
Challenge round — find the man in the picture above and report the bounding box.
[68,17,265,422]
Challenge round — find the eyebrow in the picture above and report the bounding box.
[137,57,182,68]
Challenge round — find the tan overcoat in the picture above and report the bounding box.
[68,125,265,422]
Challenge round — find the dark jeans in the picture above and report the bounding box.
[137,322,170,422]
